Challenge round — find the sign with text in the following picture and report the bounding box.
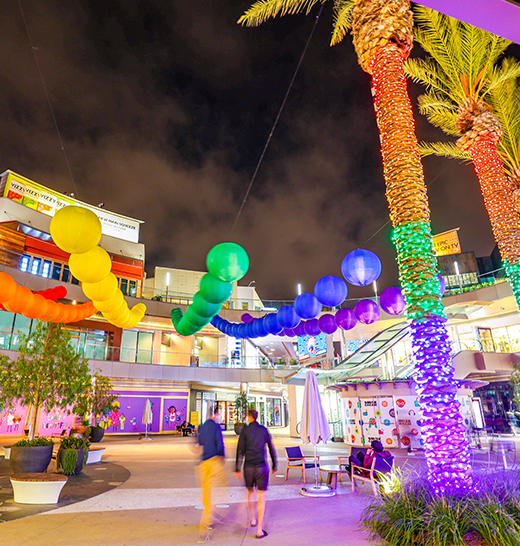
[1,170,142,243]
[432,228,461,256]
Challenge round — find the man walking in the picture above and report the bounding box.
[196,405,226,541]
[234,409,277,539]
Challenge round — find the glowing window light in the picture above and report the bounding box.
[30,257,41,275]
[20,255,30,272]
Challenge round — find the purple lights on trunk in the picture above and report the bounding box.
[410,316,471,493]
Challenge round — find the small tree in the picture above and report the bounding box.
[0,321,91,439]
[234,392,249,425]
[510,363,520,409]
[74,371,118,426]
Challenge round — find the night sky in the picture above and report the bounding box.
[0,1,513,300]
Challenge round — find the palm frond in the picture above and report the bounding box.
[418,141,471,162]
[420,103,459,135]
[404,58,456,100]
[238,0,322,26]
[487,58,520,93]
[331,0,355,46]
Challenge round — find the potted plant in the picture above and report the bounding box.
[74,371,118,443]
[233,392,249,435]
[57,436,90,475]
[9,437,54,474]
[0,322,91,474]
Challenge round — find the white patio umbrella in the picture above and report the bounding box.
[142,399,153,441]
[300,370,332,497]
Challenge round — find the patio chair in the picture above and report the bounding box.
[338,446,367,482]
[351,453,394,495]
[284,446,321,484]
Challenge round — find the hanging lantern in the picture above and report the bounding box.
[341,249,382,286]
[314,276,348,307]
[379,287,406,315]
[294,292,323,319]
[199,273,233,304]
[277,305,301,328]
[0,273,17,303]
[206,242,249,283]
[50,206,102,254]
[69,246,112,284]
[282,328,296,337]
[335,308,357,330]
[192,292,220,318]
[294,321,307,337]
[354,299,380,324]
[4,285,33,314]
[264,313,283,335]
[252,319,268,338]
[318,314,338,334]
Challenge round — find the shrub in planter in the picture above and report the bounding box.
[10,437,54,474]
[361,469,520,546]
[57,436,90,476]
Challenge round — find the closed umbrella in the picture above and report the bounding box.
[300,370,332,497]
[142,399,153,441]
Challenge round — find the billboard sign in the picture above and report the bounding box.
[1,170,142,243]
[297,332,327,361]
[432,228,461,256]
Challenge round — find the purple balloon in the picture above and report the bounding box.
[277,305,301,328]
[314,276,348,307]
[294,321,307,337]
[304,318,321,336]
[294,292,323,319]
[264,313,283,335]
[335,308,357,330]
[341,249,382,287]
[379,287,406,315]
[318,314,338,334]
[282,328,296,337]
[354,299,380,324]
[241,313,254,323]
[438,274,446,296]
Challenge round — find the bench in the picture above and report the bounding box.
[86,447,106,464]
[351,453,394,495]
[3,445,13,460]
[10,473,68,504]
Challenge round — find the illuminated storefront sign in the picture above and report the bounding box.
[0,170,142,243]
[432,228,461,257]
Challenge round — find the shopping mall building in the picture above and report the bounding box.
[0,170,519,446]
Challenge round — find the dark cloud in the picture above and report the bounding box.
[0,1,509,299]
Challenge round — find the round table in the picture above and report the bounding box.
[319,464,348,490]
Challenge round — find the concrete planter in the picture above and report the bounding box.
[9,445,53,474]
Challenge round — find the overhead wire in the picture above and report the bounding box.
[17,0,79,197]
[230,4,325,234]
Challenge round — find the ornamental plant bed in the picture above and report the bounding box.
[10,438,54,474]
[56,436,90,476]
[361,470,520,546]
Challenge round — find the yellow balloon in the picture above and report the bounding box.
[50,206,102,254]
[82,272,118,302]
[69,246,112,284]
[93,291,124,313]
[104,307,130,325]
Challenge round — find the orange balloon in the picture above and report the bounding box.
[66,306,80,324]
[54,303,69,323]
[25,293,48,320]
[4,285,34,314]
[0,273,17,303]
[45,300,61,322]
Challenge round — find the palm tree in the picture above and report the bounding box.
[239,0,470,492]
[405,6,520,307]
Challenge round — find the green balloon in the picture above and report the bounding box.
[175,321,191,337]
[199,273,233,304]
[192,292,221,318]
[184,307,209,328]
[171,308,183,327]
[206,243,249,283]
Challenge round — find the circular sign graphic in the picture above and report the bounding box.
[408,409,415,416]
[381,400,389,407]
[369,418,376,426]
[375,410,381,417]
[351,435,356,443]
[401,436,411,446]
[389,408,396,418]
[411,428,419,436]
[355,428,359,435]
[386,438,393,445]
[383,419,391,427]
[348,400,353,409]
[396,398,406,408]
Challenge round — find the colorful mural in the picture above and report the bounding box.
[0,401,27,435]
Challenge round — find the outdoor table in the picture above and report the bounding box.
[319,464,348,490]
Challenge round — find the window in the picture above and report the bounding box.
[242,302,249,310]
[42,260,51,278]
[20,255,30,272]
[120,278,128,295]
[62,264,71,283]
[121,330,154,364]
[129,280,137,297]
[52,263,62,280]
[71,275,79,285]
[30,257,41,275]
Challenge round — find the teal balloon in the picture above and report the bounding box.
[200,273,233,304]
[206,243,249,283]
[192,292,221,318]
[184,307,209,328]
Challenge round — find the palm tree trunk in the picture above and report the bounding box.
[370,43,471,492]
[468,136,520,305]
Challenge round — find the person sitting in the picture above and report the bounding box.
[361,440,392,474]
[181,421,194,436]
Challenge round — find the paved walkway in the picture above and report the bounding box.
[0,432,421,546]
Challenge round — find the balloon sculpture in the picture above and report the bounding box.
[0,271,96,323]
[171,242,249,336]
[50,206,146,328]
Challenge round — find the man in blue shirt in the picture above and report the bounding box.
[234,409,277,539]
[196,406,225,539]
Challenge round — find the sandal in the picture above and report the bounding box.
[250,520,257,527]
[256,530,268,539]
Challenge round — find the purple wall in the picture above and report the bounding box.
[415,0,520,44]
[0,401,27,435]
[38,405,74,436]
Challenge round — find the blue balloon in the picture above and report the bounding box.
[314,276,348,307]
[277,305,301,328]
[245,321,256,338]
[294,292,323,319]
[252,318,268,338]
[294,321,307,337]
[264,313,283,335]
[341,249,382,287]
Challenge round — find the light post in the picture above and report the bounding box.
[297,283,302,296]
[165,272,170,302]
[454,261,463,293]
